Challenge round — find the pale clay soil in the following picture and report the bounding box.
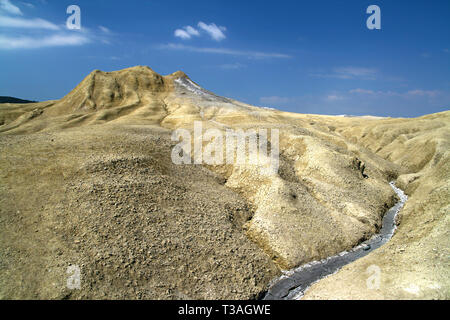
[0,66,448,299]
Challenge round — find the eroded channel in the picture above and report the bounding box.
[263,181,408,300]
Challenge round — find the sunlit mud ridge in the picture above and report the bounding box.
[263,182,408,300]
[0,66,448,299]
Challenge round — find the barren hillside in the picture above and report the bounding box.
[0,66,448,299]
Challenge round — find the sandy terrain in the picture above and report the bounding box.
[0,66,448,299]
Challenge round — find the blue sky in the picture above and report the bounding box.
[0,0,449,117]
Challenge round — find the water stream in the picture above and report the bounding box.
[263,181,408,300]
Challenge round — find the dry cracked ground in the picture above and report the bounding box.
[0,66,448,299]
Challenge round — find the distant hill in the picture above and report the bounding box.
[0,96,37,104]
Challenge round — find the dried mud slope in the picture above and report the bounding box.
[0,125,279,299]
[303,112,450,299]
[1,66,448,299]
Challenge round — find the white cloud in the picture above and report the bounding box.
[159,43,291,59]
[333,67,377,80]
[197,21,226,41]
[174,25,200,40]
[312,67,378,80]
[174,29,191,40]
[406,89,440,98]
[349,88,441,99]
[349,88,375,95]
[0,0,22,15]
[0,15,59,29]
[185,25,199,36]
[173,22,226,41]
[20,2,34,9]
[326,94,345,101]
[99,25,110,33]
[0,2,111,50]
[0,34,90,49]
[219,63,246,70]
